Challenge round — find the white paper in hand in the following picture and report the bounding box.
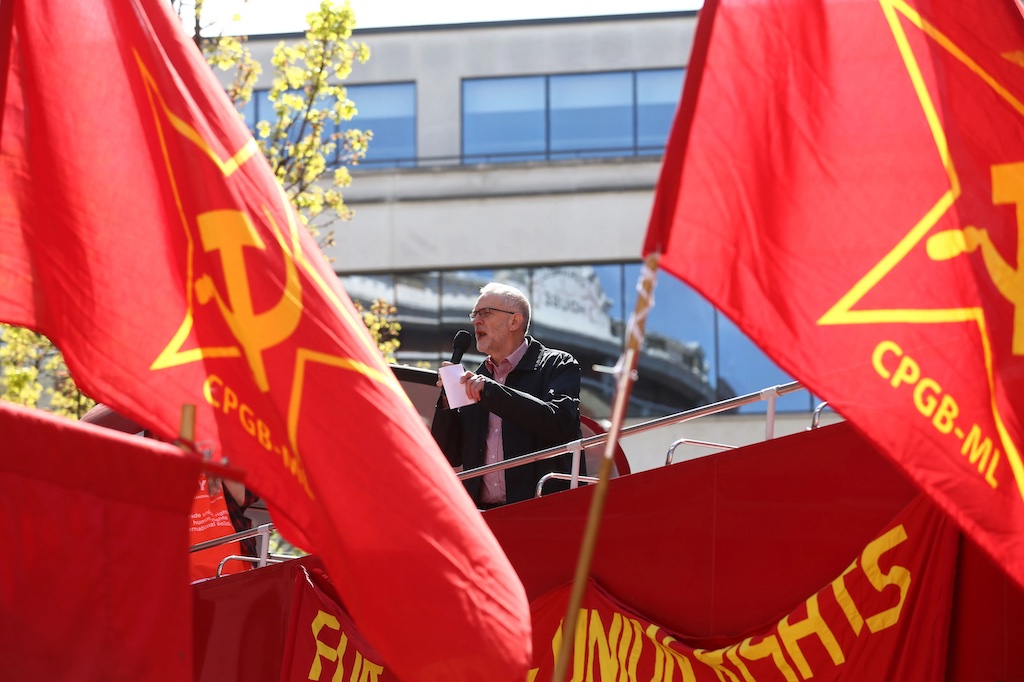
[438,364,476,409]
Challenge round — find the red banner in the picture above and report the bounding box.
[268,494,956,681]
[527,495,957,681]
[645,0,1024,589]
[281,566,390,682]
[0,0,529,678]
[0,401,198,679]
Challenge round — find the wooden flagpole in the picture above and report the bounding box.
[551,253,660,681]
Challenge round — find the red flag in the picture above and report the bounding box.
[0,401,197,679]
[645,0,1024,588]
[0,0,530,678]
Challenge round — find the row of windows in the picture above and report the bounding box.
[463,69,684,163]
[241,82,417,168]
[339,264,821,420]
[241,68,684,168]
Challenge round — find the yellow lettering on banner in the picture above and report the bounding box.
[912,377,942,418]
[347,652,383,682]
[350,653,361,682]
[861,524,911,633]
[962,424,1001,488]
[889,353,921,389]
[693,648,742,682]
[871,341,1001,489]
[871,340,902,380]
[308,610,347,682]
[355,658,383,682]
[739,635,799,682]
[648,625,667,682]
[830,560,865,636]
[932,394,960,434]
[581,610,645,681]
[585,609,617,681]
[223,383,240,414]
[547,610,589,682]
[777,594,845,679]
[654,630,696,682]
[723,644,756,682]
[202,374,312,494]
[618,614,643,675]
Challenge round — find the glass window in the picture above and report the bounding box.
[438,271,493,368]
[527,265,623,420]
[716,313,813,413]
[549,72,633,159]
[636,69,685,153]
[337,264,813,414]
[338,273,395,313]
[622,265,718,418]
[247,89,306,146]
[392,272,441,365]
[240,97,257,131]
[254,89,274,129]
[463,77,547,163]
[348,82,417,168]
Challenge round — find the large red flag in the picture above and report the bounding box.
[645,0,1024,588]
[0,0,530,678]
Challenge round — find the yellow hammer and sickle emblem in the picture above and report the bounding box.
[927,162,1024,355]
[194,209,303,393]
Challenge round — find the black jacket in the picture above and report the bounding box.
[431,336,583,505]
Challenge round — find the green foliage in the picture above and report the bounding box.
[0,324,94,418]
[191,0,371,249]
[354,298,402,363]
[0,2,398,417]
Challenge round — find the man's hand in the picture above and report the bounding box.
[435,360,454,389]
[462,371,490,402]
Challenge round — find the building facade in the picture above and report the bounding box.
[240,13,840,470]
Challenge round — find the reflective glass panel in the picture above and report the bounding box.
[636,68,685,153]
[716,313,814,413]
[338,273,395,313]
[348,83,417,168]
[550,72,633,159]
[241,97,256,131]
[439,271,494,368]
[392,272,441,365]
[624,265,718,418]
[463,77,546,163]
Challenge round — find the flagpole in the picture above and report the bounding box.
[551,253,659,682]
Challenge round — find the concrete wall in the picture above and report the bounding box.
[242,14,697,273]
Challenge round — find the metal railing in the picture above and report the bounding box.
[190,522,301,577]
[192,382,815,569]
[458,381,806,493]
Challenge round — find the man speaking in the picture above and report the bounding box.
[431,282,584,508]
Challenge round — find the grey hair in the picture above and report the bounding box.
[479,282,531,333]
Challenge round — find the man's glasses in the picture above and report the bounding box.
[469,307,517,321]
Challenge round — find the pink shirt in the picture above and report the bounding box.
[479,340,529,505]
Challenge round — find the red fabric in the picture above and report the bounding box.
[192,422,1024,679]
[193,557,313,681]
[487,422,921,637]
[189,474,249,581]
[528,495,957,680]
[0,1,530,678]
[644,0,1024,590]
[0,400,198,679]
[280,565,389,682]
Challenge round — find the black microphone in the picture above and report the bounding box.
[436,330,473,409]
[450,329,472,365]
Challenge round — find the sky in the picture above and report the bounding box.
[200,0,703,35]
